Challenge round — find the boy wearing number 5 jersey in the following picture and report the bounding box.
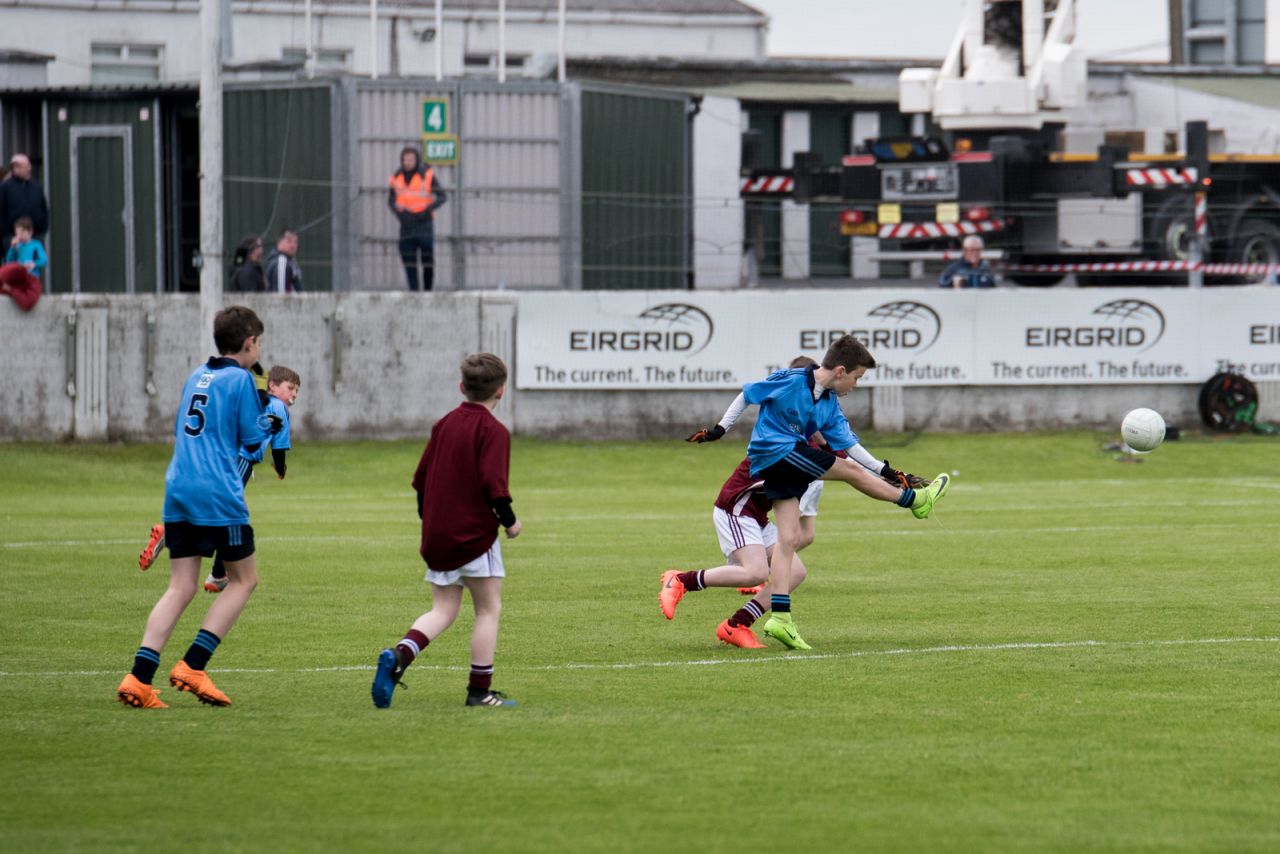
[117,305,281,710]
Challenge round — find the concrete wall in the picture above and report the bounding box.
[6,293,1276,443]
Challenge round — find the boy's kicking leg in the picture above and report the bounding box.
[823,458,951,519]
[462,577,516,708]
[371,584,463,709]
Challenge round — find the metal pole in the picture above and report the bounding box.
[557,0,566,83]
[497,0,506,83]
[199,0,224,355]
[305,0,315,79]
[1190,190,1206,288]
[435,0,444,81]
[369,0,378,80]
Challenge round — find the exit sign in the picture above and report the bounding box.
[423,136,459,165]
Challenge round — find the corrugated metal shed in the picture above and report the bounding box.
[580,86,689,289]
[224,84,335,291]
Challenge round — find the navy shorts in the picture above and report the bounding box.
[754,442,837,501]
[165,521,256,563]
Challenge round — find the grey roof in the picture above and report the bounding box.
[314,0,763,13]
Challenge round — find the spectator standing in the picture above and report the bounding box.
[229,235,266,292]
[0,153,49,247]
[938,235,997,289]
[388,146,447,291]
[263,228,302,293]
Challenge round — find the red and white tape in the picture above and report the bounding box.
[1004,260,1278,275]
[878,219,1006,239]
[739,175,794,194]
[1124,167,1198,187]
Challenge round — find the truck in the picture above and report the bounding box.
[742,0,1280,286]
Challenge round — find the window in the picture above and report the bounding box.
[462,53,527,73]
[1190,40,1226,64]
[1238,0,1266,63]
[90,43,162,83]
[281,48,351,70]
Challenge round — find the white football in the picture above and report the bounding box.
[1121,408,1166,453]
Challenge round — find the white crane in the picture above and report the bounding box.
[900,0,1087,130]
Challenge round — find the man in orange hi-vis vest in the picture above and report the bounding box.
[388,146,447,291]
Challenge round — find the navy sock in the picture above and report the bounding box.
[771,593,791,613]
[897,487,916,508]
[183,629,221,671]
[131,646,161,684]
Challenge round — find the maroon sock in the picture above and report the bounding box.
[468,663,494,694]
[395,629,430,668]
[676,570,705,591]
[727,600,766,628]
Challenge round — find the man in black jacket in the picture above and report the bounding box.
[1,154,49,247]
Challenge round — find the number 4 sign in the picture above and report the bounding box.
[422,99,449,136]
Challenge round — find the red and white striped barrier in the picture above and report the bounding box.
[878,219,1006,239]
[1124,167,1198,187]
[1004,260,1278,275]
[1195,191,1208,237]
[739,175,794,194]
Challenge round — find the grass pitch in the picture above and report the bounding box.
[2,430,1278,852]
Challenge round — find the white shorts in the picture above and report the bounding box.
[713,507,777,563]
[799,480,824,517]
[425,538,505,587]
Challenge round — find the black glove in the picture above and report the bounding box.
[265,414,284,435]
[880,460,931,490]
[272,449,287,479]
[686,424,726,443]
[415,490,424,520]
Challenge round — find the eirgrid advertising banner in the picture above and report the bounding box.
[514,289,1280,390]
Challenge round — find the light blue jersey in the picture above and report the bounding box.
[162,358,274,526]
[743,366,858,475]
[239,396,291,463]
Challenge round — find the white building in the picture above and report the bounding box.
[0,0,767,87]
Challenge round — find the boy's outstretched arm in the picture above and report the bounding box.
[686,392,748,443]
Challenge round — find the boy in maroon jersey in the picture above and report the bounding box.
[371,353,521,709]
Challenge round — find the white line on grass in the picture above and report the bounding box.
[1,636,1274,678]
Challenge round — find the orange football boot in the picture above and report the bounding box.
[736,584,765,595]
[716,619,766,649]
[659,569,687,620]
[117,673,169,709]
[138,524,166,571]
[169,660,232,706]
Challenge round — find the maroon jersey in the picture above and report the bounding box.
[411,402,512,571]
[715,457,770,527]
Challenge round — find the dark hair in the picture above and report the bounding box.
[278,227,297,241]
[213,305,264,355]
[460,353,507,401]
[789,355,818,369]
[400,146,421,161]
[232,234,263,267]
[13,216,33,232]
[268,365,301,387]
[821,334,876,371]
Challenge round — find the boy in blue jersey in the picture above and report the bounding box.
[136,365,301,593]
[117,305,282,709]
[674,335,951,650]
